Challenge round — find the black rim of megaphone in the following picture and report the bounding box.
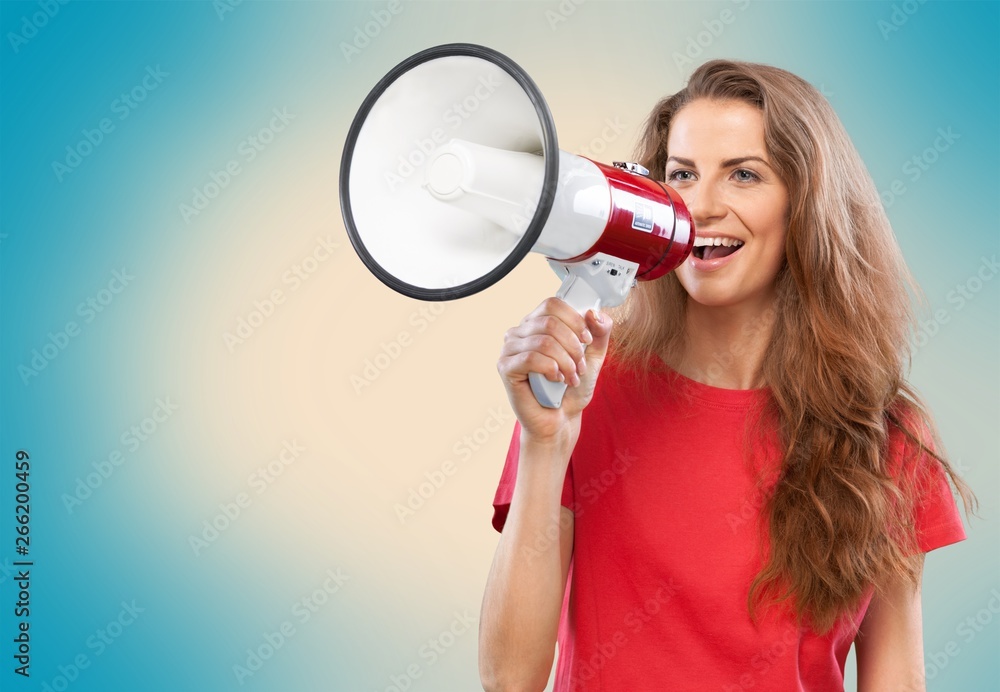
[340,43,559,301]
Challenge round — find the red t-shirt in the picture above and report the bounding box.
[491,355,967,691]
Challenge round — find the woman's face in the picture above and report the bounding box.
[665,98,790,311]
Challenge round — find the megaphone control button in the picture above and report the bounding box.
[426,152,465,200]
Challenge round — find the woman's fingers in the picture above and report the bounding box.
[496,299,612,422]
[500,334,581,386]
[498,349,566,385]
[506,299,592,368]
[525,298,592,341]
[582,309,613,364]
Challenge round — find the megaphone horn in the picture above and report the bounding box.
[340,43,694,408]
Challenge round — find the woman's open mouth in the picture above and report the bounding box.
[692,237,745,261]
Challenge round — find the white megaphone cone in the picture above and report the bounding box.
[340,44,694,408]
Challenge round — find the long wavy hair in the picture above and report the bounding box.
[608,60,978,634]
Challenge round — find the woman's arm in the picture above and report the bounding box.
[855,553,926,691]
[479,432,576,692]
[481,301,610,691]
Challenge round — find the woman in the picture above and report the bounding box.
[479,60,977,691]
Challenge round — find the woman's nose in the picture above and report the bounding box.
[683,182,726,226]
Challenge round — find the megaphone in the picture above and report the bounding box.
[340,44,694,408]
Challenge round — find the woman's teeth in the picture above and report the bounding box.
[693,237,744,260]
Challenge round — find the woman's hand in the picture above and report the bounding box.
[497,298,613,442]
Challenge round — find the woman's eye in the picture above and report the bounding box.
[668,170,694,182]
[733,168,759,182]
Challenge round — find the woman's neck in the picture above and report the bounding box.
[669,294,778,390]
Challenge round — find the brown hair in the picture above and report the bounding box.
[609,60,978,634]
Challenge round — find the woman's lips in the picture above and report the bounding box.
[689,242,744,271]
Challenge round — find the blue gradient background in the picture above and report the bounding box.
[1,1,997,690]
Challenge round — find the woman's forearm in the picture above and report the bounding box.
[479,431,576,692]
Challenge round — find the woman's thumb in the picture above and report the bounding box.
[584,309,613,362]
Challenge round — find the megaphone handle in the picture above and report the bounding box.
[528,273,602,409]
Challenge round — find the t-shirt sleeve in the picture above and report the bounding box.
[889,411,967,555]
[912,452,967,554]
[491,420,575,533]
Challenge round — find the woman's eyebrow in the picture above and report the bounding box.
[667,155,774,170]
[721,155,773,169]
[666,156,695,167]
